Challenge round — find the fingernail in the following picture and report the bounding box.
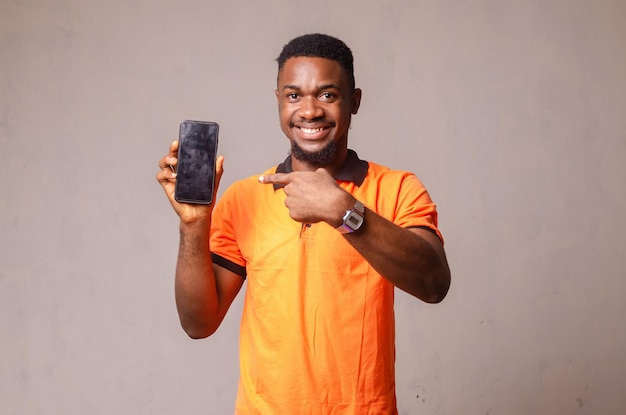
[258,176,264,183]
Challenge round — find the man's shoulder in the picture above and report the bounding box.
[364,160,415,180]
[361,160,429,196]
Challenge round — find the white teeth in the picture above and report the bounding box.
[301,127,323,134]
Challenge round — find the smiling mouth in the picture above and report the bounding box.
[299,126,326,134]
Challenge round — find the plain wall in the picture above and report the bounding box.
[2,1,625,414]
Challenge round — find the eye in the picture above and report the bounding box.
[319,92,336,101]
[286,93,299,100]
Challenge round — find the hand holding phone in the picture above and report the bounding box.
[174,120,219,204]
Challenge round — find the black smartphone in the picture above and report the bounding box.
[174,120,219,204]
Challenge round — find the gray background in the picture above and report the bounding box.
[2,0,625,414]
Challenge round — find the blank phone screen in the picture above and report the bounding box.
[174,121,219,204]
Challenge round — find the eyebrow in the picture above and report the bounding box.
[281,83,341,91]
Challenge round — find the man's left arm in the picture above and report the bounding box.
[259,168,451,303]
[344,206,450,303]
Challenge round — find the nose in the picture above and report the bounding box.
[298,96,324,120]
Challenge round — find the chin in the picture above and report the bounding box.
[291,140,338,166]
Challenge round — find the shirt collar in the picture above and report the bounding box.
[273,149,369,190]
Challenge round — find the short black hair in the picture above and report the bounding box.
[276,33,355,90]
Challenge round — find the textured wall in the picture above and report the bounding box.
[2,1,625,414]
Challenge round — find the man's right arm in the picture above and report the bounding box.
[157,140,243,339]
[175,219,243,339]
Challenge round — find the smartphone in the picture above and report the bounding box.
[174,120,219,204]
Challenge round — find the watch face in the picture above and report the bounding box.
[345,211,364,231]
[346,212,364,229]
[337,200,366,234]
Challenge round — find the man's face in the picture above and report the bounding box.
[276,57,361,167]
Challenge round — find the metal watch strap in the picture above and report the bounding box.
[336,200,365,234]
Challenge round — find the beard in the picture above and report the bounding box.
[290,140,338,167]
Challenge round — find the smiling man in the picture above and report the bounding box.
[157,33,450,415]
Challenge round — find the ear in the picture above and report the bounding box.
[351,88,362,114]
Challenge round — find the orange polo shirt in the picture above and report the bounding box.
[210,150,441,415]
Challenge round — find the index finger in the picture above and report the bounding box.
[169,140,179,156]
[258,172,292,185]
[158,140,179,169]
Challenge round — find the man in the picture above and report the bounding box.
[157,33,450,414]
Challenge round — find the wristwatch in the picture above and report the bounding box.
[336,200,365,234]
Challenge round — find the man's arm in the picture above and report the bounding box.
[259,168,450,303]
[344,209,450,302]
[175,220,244,338]
[157,141,243,338]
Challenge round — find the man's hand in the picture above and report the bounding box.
[259,168,353,227]
[156,140,225,224]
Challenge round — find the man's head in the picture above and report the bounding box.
[275,34,361,170]
[276,33,356,91]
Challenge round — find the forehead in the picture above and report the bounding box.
[277,56,350,89]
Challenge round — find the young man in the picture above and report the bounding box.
[157,33,450,414]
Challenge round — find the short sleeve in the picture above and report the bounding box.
[210,185,247,276]
[390,173,443,242]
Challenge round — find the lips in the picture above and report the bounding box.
[299,126,325,134]
[293,123,331,140]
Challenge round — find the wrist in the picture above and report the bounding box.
[179,216,211,233]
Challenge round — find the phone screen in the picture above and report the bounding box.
[174,120,219,204]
